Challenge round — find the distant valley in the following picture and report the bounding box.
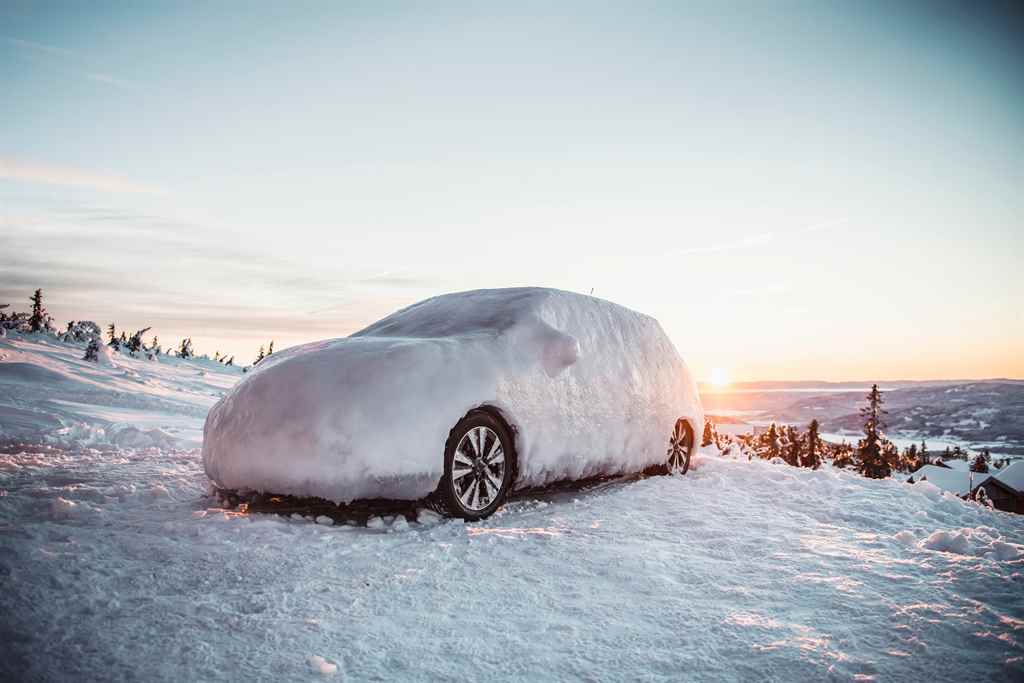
[700,380,1024,456]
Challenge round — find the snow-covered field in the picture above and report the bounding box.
[2,333,1023,681]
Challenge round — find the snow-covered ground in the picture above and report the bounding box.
[0,331,240,449]
[2,333,1023,681]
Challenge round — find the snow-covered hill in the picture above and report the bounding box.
[2,333,1023,681]
[0,330,241,448]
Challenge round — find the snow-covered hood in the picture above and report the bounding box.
[203,334,509,502]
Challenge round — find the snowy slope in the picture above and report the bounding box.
[0,331,241,448]
[2,333,1023,681]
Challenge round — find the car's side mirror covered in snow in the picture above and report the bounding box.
[511,317,579,378]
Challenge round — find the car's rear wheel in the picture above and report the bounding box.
[666,419,694,475]
[440,410,516,520]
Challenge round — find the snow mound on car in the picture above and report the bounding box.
[203,288,702,503]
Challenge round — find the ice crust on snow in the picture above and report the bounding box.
[203,288,703,503]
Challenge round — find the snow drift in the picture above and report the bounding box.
[203,288,703,503]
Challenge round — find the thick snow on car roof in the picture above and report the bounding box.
[352,287,636,339]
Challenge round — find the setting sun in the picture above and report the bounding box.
[709,367,731,388]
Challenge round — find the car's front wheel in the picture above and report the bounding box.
[439,410,516,520]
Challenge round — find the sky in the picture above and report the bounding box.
[2,1,1022,381]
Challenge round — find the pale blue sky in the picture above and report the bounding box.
[2,2,1022,379]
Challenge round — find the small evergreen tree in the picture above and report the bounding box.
[701,421,714,447]
[973,486,992,508]
[178,338,194,359]
[225,356,234,366]
[28,289,47,332]
[882,440,901,473]
[83,338,100,362]
[764,423,781,460]
[107,323,117,344]
[785,438,802,467]
[804,419,822,469]
[127,327,151,354]
[857,384,890,478]
[970,453,989,473]
[254,345,265,365]
[268,340,274,356]
[903,443,920,472]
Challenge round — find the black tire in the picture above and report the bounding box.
[645,418,694,477]
[438,410,517,520]
[667,419,694,475]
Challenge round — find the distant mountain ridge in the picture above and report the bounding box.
[702,380,1024,456]
[699,378,1024,392]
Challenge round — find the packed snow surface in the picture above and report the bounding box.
[203,288,703,503]
[4,444,1024,681]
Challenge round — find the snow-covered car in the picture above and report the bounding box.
[203,288,703,519]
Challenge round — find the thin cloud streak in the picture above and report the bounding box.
[3,36,76,58]
[671,233,775,256]
[4,36,144,91]
[0,158,165,195]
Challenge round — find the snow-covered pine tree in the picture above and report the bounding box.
[107,323,117,344]
[28,289,47,332]
[268,341,274,356]
[786,438,802,467]
[701,421,714,447]
[83,338,100,362]
[127,327,151,354]
[805,419,822,469]
[178,338,194,358]
[903,443,920,472]
[919,440,929,466]
[254,345,265,365]
[973,486,993,508]
[765,423,781,460]
[970,453,989,473]
[225,356,234,366]
[882,440,901,473]
[856,384,890,478]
